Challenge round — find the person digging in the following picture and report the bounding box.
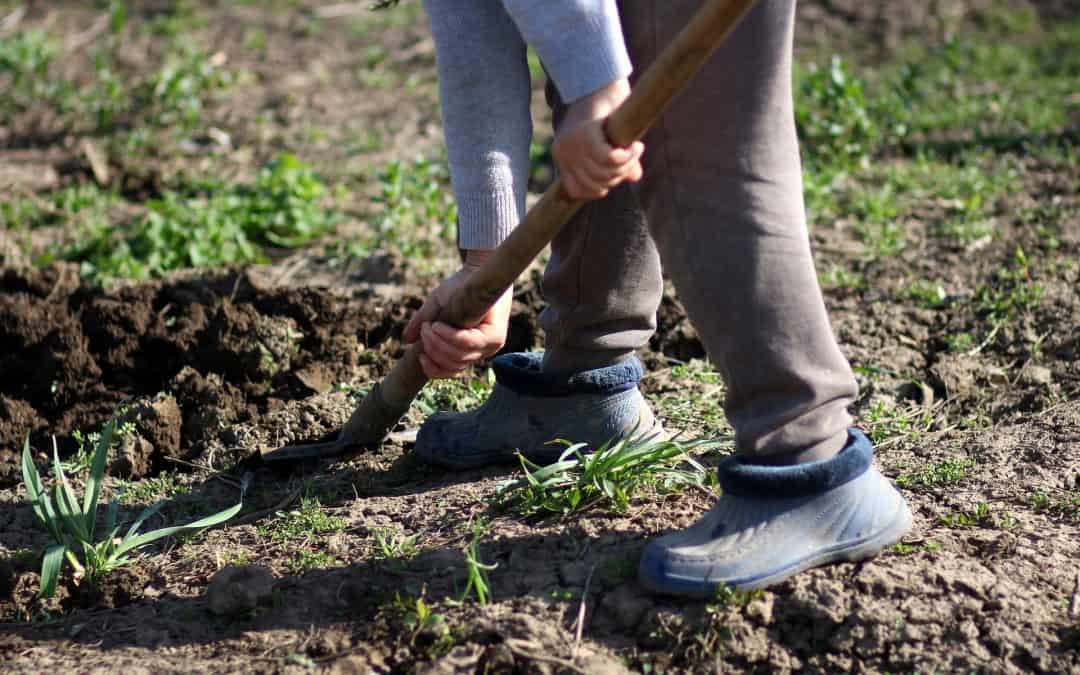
[390,0,914,597]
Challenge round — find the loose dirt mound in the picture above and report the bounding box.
[0,265,421,480]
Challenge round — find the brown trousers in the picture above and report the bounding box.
[539,0,857,459]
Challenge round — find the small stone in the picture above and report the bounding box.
[1022,365,1052,386]
[327,533,350,558]
[558,561,589,586]
[206,565,276,616]
[600,585,652,631]
[478,643,515,673]
[576,652,631,675]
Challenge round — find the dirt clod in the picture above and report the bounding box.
[206,565,276,616]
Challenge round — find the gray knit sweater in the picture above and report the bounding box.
[423,0,631,250]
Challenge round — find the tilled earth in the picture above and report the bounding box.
[0,249,1077,673]
[2,1,1079,674]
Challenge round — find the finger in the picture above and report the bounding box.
[605,140,645,166]
[577,157,621,185]
[419,352,461,380]
[426,323,485,364]
[561,172,587,200]
[418,340,467,377]
[431,322,492,354]
[422,323,480,372]
[404,293,441,344]
[605,145,634,167]
[569,167,612,199]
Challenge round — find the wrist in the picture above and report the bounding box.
[462,248,494,270]
[569,78,631,121]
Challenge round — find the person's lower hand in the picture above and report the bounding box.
[552,78,644,201]
[403,250,512,379]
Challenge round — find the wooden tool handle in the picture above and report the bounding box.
[340,0,759,447]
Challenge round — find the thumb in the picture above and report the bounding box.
[404,293,441,343]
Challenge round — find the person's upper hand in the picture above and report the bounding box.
[552,77,644,201]
[403,250,513,379]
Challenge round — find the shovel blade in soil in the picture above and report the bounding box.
[260,434,356,461]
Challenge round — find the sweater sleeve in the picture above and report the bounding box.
[501,0,631,103]
[424,0,532,250]
[423,0,632,250]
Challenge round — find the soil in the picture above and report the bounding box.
[1,1,1078,674]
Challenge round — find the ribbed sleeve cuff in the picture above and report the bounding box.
[505,0,632,103]
[455,189,521,250]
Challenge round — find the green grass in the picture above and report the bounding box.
[1030,489,1080,523]
[973,246,1046,324]
[495,436,716,517]
[0,30,65,123]
[369,157,458,260]
[259,495,347,572]
[798,9,1075,269]
[460,522,496,605]
[896,458,976,490]
[119,474,191,504]
[54,153,338,281]
[862,399,935,445]
[259,496,346,543]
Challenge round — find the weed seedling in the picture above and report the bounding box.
[393,592,449,646]
[373,527,419,560]
[1030,489,1080,523]
[938,502,992,528]
[905,279,948,309]
[695,585,764,657]
[21,423,242,598]
[896,457,976,490]
[863,399,935,445]
[893,541,943,555]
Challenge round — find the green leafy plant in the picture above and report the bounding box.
[393,592,449,646]
[367,157,457,260]
[21,422,242,598]
[938,502,992,528]
[905,279,948,309]
[795,56,882,167]
[497,436,715,517]
[893,541,943,555]
[0,30,67,121]
[373,527,420,560]
[64,153,338,280]
[1030,489,1080,523]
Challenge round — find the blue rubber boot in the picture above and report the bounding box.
[638,429,912,596]
[413,352,661,470]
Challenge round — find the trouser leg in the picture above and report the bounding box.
[620,0,856,459]
[539,78,664,376]
[538,0,856,458]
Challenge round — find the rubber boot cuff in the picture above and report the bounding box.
[718,429,874,498]
[492,351,644,397]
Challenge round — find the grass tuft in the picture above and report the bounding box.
[495,435,717,517]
